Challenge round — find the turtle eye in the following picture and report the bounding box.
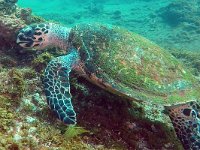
[183,108,198,118]
[183,108,192,116]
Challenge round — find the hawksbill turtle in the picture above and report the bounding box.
[16,22,200,149]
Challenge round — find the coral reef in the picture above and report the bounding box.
[0,0,17,14]
[32,52,54,73]
[0,0,44,49]
[1,65,178,149]
[19,8,33,24]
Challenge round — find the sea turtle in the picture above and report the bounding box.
[16,22,200,149]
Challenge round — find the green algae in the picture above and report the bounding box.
[0,120,109,150]
[8,69,26,99]
[0,68,26,103]
[22,68,37,79]
[0,107,14,132]
[109,26,195,91]
[0,68,125,149]
[0,93,114,150]
[32,52,54,73]
[64,125,90,139]
[0,95,11,108]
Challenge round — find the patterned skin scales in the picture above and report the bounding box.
[44,49,79,124]
[16,23,200,149]
[165,102,200,150]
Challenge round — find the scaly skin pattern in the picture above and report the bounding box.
[43,48,80,124]
[167,101,200,150]
[16,23,200,148]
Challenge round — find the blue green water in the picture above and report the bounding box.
[15,0,200,76]
[17,0,200,51]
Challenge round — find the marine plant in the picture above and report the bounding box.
[32,52,54,73]
[8,68,26,100]
[64,125,89,139]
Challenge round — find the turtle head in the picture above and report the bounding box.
[17,23,50,50]
[165,101,200,149]
[17,23,70,50]
[164,101,200,120]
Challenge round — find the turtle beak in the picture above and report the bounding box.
[16,36,23,44]
[16,33,28,44]
[16,32,35,49]
[16,33,23,43]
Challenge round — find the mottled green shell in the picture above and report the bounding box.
[69,23,200,105]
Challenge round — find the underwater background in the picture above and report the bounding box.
[18,0,200,52]
[0,0,200,149]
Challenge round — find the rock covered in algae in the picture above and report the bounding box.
[0,49,184,149]
[0,0,17,15]
[0,0,44,47]
[0,0,24,40]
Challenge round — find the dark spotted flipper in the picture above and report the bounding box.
[43,48,80,124]
[165,101,200,150]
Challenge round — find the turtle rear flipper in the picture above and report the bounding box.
[44,48,79,124]
[165,101,200,149]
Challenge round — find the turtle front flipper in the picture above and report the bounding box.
[44,48,80,125]
[165,101,200,149]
